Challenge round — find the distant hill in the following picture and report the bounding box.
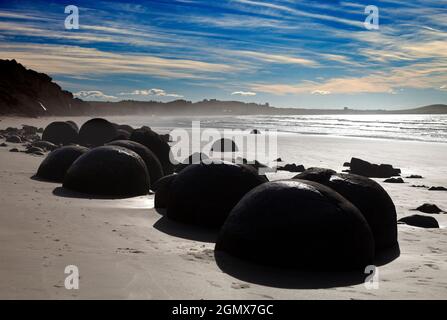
[0,59,446,116]
[0,59,88,116]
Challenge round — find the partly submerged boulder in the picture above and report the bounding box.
[106,140,163,183]
[63,146,150,197]
[216,179,375,270]
[398,215,439,228]
[167,162,267,227]
[294,168,398,251]
[36,145,89,182]
[78,118,118,147]
[42,121,78,145]
[130,126,173,174]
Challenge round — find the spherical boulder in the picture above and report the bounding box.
[130,126,174,174]
[294,168,398,251]
[167,162,267,227]
[153,174,177,212]
[216,179,375,270]
[63,146,150,197]
[42,121,78,145]
[65,120,79,131]
[36,145,89,182]
[78,118,118,147]
[106,140,163,183]
[211,138,238,152]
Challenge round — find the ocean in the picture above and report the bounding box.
[121,114,447,144]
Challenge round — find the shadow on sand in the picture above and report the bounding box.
[214,244,400,289]
[153,216,218,243]
[52,186,134,200]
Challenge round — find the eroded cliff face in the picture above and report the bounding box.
[0,59,89,116]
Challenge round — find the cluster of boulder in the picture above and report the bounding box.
[0,124,54,155]
[34,118,173,198]
[156,162,399,270]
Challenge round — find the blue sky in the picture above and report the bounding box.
[0,0,446,109]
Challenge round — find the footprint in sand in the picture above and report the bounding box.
[116,247,145,254]
[231,282,250,289]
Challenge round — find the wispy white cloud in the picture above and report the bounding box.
[74,90,117,101]
[119,88,183,98]
[231,91,257,96]
[311,90,331,95]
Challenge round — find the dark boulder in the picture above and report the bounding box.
[6,135,22,143]
[36,145,89,182]
[349,157,401,178]
[0,142,7,147]
[167,162,267,228]
[216,179,375,270]
[111,129,131,141]
[293,167,336,184]
[415,203,444,214]
[78,118,118,147]
[22,125,38,135]
[398,215,439,228]
[429,186,447,191]
[250,129,261,134]
[153,174,177,212]
[211,138,238,152]
[63,146,150,197]
[106,140,163,183]
[65,120,79,131]
[9,148,19,152]
[25,146,44,154]
[174,152,210,172]
[130,126,174,174]
[117,124,134,133]
[294,168,398,251]
[277,163,305,173]
[42,121,78,145]
[384,177,404,183]
[31,141,58,151]
[406,175,423,179]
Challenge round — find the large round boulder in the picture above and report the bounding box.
[216,179,375,270]
[36,145,89,182]
[166,162,267,227]
[130,127,174,174]
[63,146,150,197]
[106,140,163,183]
[294,168,398,251]
[42,121,78,145]
[78,118,118,147]
[153,173,177,212]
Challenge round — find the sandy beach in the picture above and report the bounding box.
[0,116,446,299]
